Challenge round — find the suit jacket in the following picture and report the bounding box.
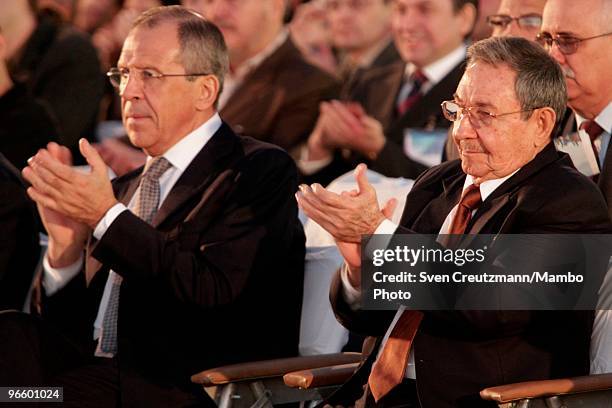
[307,60,465,186]
[328,143,612,408]
[220,38,339,155]
[37,123,306,405]
[0,154,40,310]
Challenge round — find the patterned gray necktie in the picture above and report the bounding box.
[99,157,172,354]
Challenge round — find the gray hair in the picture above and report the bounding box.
[132,6,229,108]
[467,36,567,126]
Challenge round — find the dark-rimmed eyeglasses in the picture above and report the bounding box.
[486,14,542,30]
[441,100,537,128]
[535,31,612,55]
[106,67,210,89]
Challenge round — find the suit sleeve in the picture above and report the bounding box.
[90,147,304,308]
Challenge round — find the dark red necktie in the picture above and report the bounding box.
[580,120,604,181]
[396,70,427,116]
[368,310,424,402]
[449,184,482,235]
[580,120,604,156]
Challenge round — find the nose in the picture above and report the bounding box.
[452,111,478,142]
[547,42,567,65]
[119,73,143,100]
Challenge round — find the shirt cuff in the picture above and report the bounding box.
[42,251,84,296]
[340,263,362,309]
[375,219,398,235]
[93,203,129,240]
[297,145,333,175]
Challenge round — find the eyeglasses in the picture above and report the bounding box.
[106,67,210,90]
[486,14,542,30]
[441,100,537,128]
[535,31,612,55]
[326,0,373,11]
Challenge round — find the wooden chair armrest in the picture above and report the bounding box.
[283,362,360,389]
[480,373,612,403]
[191,353,362,386]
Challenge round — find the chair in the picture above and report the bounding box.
[190,170,413,407]
[480,373,612,407]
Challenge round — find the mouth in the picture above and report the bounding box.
[125,114,150,120]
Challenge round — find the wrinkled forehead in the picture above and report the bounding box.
[497,0,546,16]
[118,23,182,68]
[542,0,607,35]
[455,62,519,107]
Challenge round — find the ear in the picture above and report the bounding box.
[532,107,557,147]
[457,2,478,39]
[194,75,220,111]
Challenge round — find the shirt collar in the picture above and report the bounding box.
[575,101,612,135]
[463,169,520,202]
[405,43,467,85]
[146,113,222,172]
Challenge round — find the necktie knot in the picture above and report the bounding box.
[143,156,172,181]
[580,120,604,142]
[411,69,427,87]
[459,184,482,211]
[396,70,428,116]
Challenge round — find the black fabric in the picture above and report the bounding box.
[8,15,104,164]
[0,83,59,169]
[23,123,305,405]
[0,154,40,310]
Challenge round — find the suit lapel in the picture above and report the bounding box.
[466,143,561,236]
[403,166,464,232]
[363,63,405,128]
[152,123,239,228]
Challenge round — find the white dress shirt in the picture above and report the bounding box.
[43,113,222,349]
[341,171,517,379]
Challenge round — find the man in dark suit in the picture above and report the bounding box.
[0,6,304,407]
[299,0,478,185]
[297,37,612,407]
[95,0,338,176]
[540,0,611,220]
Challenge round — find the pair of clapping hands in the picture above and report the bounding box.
[308,101,386,161]
[22,140,118,269]
[296,163,397,289]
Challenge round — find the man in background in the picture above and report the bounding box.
[300,0,478,185]
[0,0,104,163]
